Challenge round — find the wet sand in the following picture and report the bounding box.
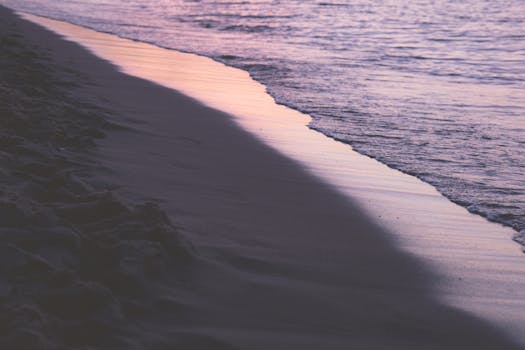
[1,6,523,349]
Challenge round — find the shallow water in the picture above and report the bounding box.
[4,0,524,241]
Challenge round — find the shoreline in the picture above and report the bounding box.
[14,9,524,251]
[2,6,524,349]
[20,9,525,342]
[4,2,523,243]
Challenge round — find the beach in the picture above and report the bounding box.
[1,5,524,349]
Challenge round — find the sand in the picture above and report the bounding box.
[0,5,523,349]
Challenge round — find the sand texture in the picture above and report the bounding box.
[0,6,522,350]
[0,7,190,349]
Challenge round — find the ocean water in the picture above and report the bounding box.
[4,0,524,241]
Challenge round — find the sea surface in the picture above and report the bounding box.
[4,0,524,241]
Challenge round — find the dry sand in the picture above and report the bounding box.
[1,5,523,349]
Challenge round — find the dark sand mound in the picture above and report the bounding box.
[0,8,190,349]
